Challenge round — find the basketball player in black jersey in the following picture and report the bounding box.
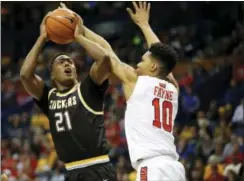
[20,7,116,181]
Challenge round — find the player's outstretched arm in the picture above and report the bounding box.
[20,12,50,100]
[127,2,179,90]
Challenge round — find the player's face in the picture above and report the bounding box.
[51,55,77,85]
[136,51,155,76]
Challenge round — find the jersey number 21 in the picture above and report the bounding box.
[55,111,72,132]
[152,98,173,132]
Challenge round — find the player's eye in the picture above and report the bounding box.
[68,60,73,64]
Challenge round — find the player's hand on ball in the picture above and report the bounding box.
[59,2,74,14]
[74,14,84,39]
[40,12,51,41]
[127,2,151,26]
[59,2,84,39]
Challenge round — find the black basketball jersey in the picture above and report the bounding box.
[34,75,109,163]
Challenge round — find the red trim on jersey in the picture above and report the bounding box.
[140,167,148,181]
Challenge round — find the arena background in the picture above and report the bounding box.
[1,1,244,181]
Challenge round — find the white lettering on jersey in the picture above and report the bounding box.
[49,96,77,110]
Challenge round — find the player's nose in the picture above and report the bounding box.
[64,61,71,67]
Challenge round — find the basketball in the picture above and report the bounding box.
[45,9,78,44]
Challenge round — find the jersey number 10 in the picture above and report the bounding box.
[152,98,173,132]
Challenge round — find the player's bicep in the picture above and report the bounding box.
[109,53,137,84]
[20,74,45,100]
[90,60,110,85]
[167,73,179,92]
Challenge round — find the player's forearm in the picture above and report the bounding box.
[84,26,113,52]
[107,54,126,81]
[167,73,179,89]
[20,36,46,78]
[138,23,160,48]
[76,35,109,63]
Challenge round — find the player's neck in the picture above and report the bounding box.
[152,72,166,80]
[56,80,78,91]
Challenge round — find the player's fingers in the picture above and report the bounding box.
[132,1,139,10]
[126,8,134,17]
[74,13,82,26]
[139,1,143,9]
[147,3,151,13]
[143,2,147,9]
[60,2,67,9]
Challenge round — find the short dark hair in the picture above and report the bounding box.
[149,42,178,76]
[48,53,66,71]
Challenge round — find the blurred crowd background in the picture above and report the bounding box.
[1,2,244,181]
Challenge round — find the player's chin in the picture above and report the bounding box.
[61,76,75,84]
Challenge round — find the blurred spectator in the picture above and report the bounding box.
[224,143,244,164]
[204,155,225,181]
[197,111,209,129]
[209,142,223,163]
[223,135,239,160]
[205,165,225,181]
[189,158,204,181]
[224,155,242,177]
[226,170,239,181]
[232,98,244,124]
[198,128,214,159]
[179,72,194,88]
[105,114,121,148]
[182,86,200,121]
[7,115,23,139]
[224,79,243,107]
[206,100,218,122]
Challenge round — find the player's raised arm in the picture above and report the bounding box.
[20,12,50,100]
[127,2,179,91]
[127,2,159,47]
[73,15,112,85]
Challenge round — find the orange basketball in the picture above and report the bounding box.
[45,9,78,44]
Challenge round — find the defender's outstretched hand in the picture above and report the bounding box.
[40,12,51,41]
[127,2,151,26]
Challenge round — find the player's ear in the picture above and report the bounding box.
[50,71,55,80]
[150,62,157,72]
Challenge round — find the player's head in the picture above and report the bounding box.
[136,42,178,78]
[49,54,78,87]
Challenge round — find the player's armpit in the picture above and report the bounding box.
[20,74,45,100]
